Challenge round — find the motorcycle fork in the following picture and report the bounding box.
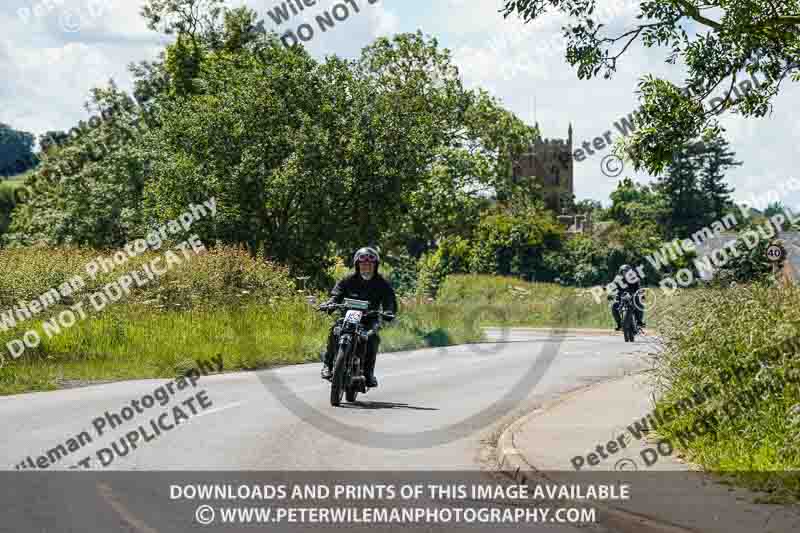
[338,334,364,378]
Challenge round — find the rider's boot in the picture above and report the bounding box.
[320,349,333,380]
[364,350,378,388]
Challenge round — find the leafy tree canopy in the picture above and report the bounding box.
[502,0,800,174]
[0,123,37,177]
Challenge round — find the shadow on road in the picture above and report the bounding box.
[341,401,439,411]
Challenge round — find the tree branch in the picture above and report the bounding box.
[671,0,723,30]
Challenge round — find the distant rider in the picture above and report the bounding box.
[319,247,397,388]
[610,264,645,331]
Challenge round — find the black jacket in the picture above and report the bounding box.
[328,273,397,316]
[613,277,641,302]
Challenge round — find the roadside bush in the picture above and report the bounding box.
[136,246,297,307]
[416,236,472,297]
[0,247,97,306]
[543,234,609,287]
[382,252,419,297]
[468,209,563,282]
[0,184,17,241]
[653,283,800,498]
[0,245,296,310]
[711,233,785,285]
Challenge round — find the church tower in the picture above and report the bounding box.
[511,124,575,213]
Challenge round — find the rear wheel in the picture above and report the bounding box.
[330,346,348,406]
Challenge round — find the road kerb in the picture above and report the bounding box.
[494,372,699,533]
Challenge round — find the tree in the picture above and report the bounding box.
[698,135,739,224]
[469,199,564,281]
[357,32,538,258]
[574,199,601,215]
[0,123,37,177]
[140,28,519,283]
[502,0,800,174]
[5,83,150,247]
[607,177,668,229]
[656,141,708,237]
[656,135,739,237]
[764,201,787,218]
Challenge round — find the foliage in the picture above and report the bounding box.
[712,232,786,285]
[416,236,473,297]
[655,136,740,237]
[502,0,800,174]
[605,220,673,279]
[652,284,800,496]
[4,1,537,292]
[468,202,564,281]
[363,34,537,258]
[573,198,601,215]
[604,134,739,241]
[436,274,613,328]
[0,184,18,240]
[544,217,673,286]
[4,83,151,248]
[607,177,668,228]
[382,252,419,297]
[543,234,609,287]
[0,123,37,178]
[0,245,296,311]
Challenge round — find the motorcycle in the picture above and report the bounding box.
[319,298,394,406]
[620,292,642,342]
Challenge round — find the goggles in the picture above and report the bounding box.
[356,253,377,263]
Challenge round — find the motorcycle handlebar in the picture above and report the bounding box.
[318,303,395,321]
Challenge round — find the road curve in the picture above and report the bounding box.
[1,330,655,533]
[1,331,654,470]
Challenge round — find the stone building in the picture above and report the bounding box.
[511,123,575,213]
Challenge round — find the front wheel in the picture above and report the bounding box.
[330,345,349,406]
[346,387,358,403]
[622,306,636,342]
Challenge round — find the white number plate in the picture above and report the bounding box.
[344,310,363,324]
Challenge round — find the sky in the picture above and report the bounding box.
[1,0,798,206]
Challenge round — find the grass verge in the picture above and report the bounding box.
[650,282,800,501]
[0,296,486,396]
[437,274,614,328]
[0,270,612,396]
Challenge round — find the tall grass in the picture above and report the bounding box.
[652,283,800,500]
[437,274,614,328]
[0,247,615,396]
[0,296,485,396]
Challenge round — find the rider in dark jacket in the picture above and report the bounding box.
[319,246,397,387]
[610,264,645,331]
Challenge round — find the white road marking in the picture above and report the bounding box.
[193,401,246,419]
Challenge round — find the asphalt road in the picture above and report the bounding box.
[0,330,655,532]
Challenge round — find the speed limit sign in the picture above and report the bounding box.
[766,244,784,262]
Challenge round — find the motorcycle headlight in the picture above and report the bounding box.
[334,326,342,336]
